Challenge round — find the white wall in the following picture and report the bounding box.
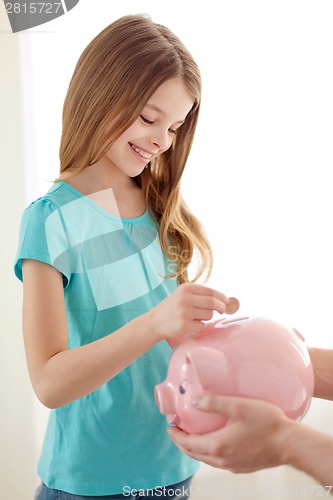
[0,6,40,498]
[1,1,333,498]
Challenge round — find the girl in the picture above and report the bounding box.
[14,14,229,499]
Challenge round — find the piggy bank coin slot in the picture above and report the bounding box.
[216,316,250,327]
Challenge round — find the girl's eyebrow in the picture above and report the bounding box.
[144,103,185,125]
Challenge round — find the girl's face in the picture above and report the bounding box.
[104,78,194,178]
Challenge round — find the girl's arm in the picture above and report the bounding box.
[308,347,333,400]
[22,259,228,409]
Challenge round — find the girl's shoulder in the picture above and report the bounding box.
[19,182,76,250]
[24,182,73,216]
[15,182,75,284]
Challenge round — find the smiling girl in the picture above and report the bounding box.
[14,14,229,499]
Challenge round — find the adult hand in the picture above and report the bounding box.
[167,394,293,473]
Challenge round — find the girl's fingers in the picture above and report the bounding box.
[188,292,229,315]
[190,295,226,314]
[190,308,215,321]
[189,284,230,305]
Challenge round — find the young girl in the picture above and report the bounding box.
[14,14,229,499]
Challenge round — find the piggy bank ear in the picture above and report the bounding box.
[187,346,228,392]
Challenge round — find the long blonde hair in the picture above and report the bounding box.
[59,14,212,283]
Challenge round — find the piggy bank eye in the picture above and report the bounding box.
[179,380,188,395]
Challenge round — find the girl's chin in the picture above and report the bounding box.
[127,163,149,177]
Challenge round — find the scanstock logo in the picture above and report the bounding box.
[3,0,80,33]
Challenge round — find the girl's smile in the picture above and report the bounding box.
[129,142,154,161]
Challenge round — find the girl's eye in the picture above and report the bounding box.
[140,115,154,125]
[140,115,177,135]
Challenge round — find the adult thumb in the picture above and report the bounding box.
[192,394,241,417]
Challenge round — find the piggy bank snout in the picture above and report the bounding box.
[154,383,175,415]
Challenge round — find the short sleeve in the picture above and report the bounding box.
[14,197,72,287]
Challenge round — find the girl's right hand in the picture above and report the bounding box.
[148,283,229,344]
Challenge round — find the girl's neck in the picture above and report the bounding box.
[60,162,147,218]
[63,161,131,194]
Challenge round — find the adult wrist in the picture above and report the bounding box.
[274,418,304,468]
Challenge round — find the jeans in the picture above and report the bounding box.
[35,476,193,499]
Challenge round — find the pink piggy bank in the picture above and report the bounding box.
[155,316,314,434]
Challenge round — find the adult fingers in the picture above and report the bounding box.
[167,427,230,469]
[192,394,245,417]
[168,426,218,455]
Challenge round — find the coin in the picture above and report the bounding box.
[225,297,240,314]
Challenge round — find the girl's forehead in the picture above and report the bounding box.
[144,78,194,121]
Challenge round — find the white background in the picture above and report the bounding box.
[1,1,333,498]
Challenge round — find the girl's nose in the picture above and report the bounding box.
[150,129,170,151]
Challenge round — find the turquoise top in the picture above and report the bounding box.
[14,182,199,496]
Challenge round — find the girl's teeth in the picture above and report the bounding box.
[131,144,152,159]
